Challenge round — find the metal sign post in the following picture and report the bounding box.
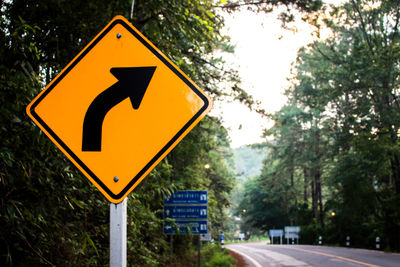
[284,226,300,245]
[110,198,127,267]
[269,229,284,245]
[198,236,201,267]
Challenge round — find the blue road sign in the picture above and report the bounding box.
[164,191,207,205]
[164,220,207,235]
[164,205,207,219]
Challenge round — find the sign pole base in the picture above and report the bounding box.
[110,198,127,267]
[198,235,201,267]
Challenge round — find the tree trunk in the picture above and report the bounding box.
[290,166,294,187]
[315,168,324,227]
[303,167,309,202]
[315,129,324,227]
[311,128,324,226]
[391,152,400,194]
[311,170,318,219]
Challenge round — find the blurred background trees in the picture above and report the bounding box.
[235,0,400,251]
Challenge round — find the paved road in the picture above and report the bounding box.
[226,242,400,267]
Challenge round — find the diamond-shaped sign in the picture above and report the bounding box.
[26,15,212,203]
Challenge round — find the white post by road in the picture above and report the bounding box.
[110,198,127,267]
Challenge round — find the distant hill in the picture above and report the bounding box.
[233,144,266,179]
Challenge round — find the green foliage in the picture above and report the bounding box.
[221,0,323,19]
[246,235,268,242]
[201,244,236,267]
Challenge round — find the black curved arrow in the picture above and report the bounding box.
[82,67,156,151]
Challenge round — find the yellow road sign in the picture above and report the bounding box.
[26,15,212,203]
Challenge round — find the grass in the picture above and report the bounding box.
[200,243,236,267]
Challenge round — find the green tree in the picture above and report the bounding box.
[239,0,400,250]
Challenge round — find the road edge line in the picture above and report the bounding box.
[227,247,263,267]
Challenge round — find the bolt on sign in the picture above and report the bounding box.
[26,16,212,203]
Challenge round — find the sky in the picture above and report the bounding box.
[210,9,316,148]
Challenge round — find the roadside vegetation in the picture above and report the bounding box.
[201,244,236,267]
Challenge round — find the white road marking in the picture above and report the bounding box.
[227,244,311,267]
[227,246,263,267]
